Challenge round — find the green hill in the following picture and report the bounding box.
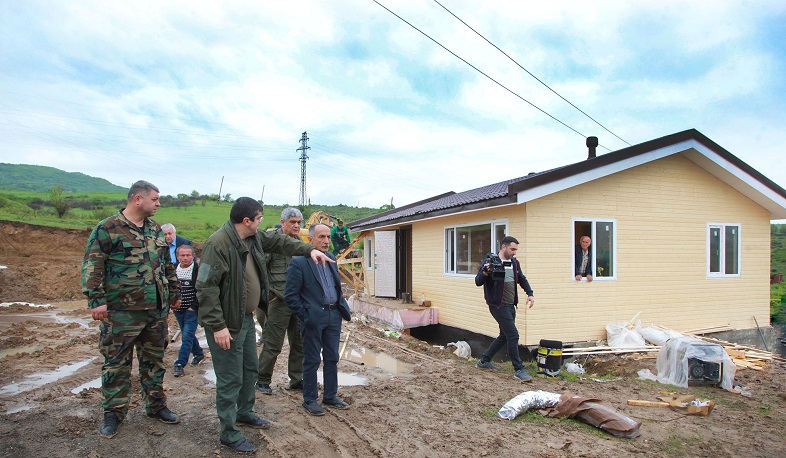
[0,163,127,193]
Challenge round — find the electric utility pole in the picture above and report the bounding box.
[297,131,310,207]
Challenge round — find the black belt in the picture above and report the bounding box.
[323,303,338,310]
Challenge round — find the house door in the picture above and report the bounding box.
[374,230,397,297]
[398,226,412,300]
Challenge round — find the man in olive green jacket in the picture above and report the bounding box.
[196,197,332,454]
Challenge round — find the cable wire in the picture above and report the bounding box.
[433,0,630,146]
[373,0,611,151]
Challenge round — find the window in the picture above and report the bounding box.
[445,221,507,275]
[365,236,373,271]
[708,224,740,277]
[573,219,616,280]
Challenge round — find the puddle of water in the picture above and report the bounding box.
[318,370,368,386]
[0,345,44,359]
[70,377,102,394]
[6,402,39,414]
[342,347,414,376]
[204,368,216,384]
[0,310,91,331]
[202,368,367,387]
[0,357,97,396]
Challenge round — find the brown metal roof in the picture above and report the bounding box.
[349,129,786,230]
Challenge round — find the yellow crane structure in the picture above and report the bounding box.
[299,211,369,297]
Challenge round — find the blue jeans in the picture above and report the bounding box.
[480,304,523,371]
[301,306,342,404]
[173,309,204,367]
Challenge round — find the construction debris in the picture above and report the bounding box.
[562,322,782,374]
[627,395,715,416]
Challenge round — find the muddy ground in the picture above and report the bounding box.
[1,220,785,457]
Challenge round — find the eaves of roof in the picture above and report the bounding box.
[349,129,786,231]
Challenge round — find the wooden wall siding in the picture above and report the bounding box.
[409,154,771,345]
[411,206,527,338]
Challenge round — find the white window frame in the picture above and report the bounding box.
[707,223,741,278]
[365,236,373,271]
[572,217,617,281]
[444,220,508,276]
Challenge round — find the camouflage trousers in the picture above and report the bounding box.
[99,307,168,420]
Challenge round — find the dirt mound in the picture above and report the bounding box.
[0,221,90,303]
[0,220,89,256]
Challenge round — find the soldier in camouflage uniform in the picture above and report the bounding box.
[256,207,305,395]
[81,180,182,439]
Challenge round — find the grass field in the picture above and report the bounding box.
[0,190,378,243]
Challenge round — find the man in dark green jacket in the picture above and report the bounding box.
[197,197,332,454]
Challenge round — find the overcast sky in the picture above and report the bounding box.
[1,1,785,216]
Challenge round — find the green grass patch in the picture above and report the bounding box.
[0,190,382,245]
[657,434,701,455]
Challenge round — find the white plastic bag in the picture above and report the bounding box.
[606,320,645,347]
[446,341,471,359]
[639,326,682,346]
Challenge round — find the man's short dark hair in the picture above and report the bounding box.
[128,180,159,201]
[176,244,196,256]
[230,197,263,224]
[500,236,519,246]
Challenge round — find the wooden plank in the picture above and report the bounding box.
[562,345,659,352]
[627,400,670,408]
[563,348,661,356]
[726,348,746,358]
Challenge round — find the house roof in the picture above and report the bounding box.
[349,129,786,230]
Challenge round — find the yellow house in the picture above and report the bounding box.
[348,129,786,345]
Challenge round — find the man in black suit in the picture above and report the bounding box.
[162,223,193,265]
[285,223,351,416]
[574,235,593,281]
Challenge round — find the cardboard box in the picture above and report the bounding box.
[686,400,715,416]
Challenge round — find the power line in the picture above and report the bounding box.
[432,0,630,146]
[373,0,611,151]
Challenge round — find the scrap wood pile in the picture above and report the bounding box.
[562,322,785,371]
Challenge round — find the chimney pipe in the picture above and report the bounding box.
[586,136,598,159]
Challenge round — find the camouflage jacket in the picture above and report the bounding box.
[197,220,314,337]
[265,227,294,303]
[81,210,181,311]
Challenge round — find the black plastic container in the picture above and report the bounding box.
[536,339,563,378]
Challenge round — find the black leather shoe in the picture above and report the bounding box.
[173,365,185,377]
[220,437,256,453]
[237,415,272,429]
[322,397,350,410]
[99,412,120,439]
[191,354,205,366]
[302,401,325,416]
[255,383,272,395]
[289,380,303,391]
[147,407,180,424]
